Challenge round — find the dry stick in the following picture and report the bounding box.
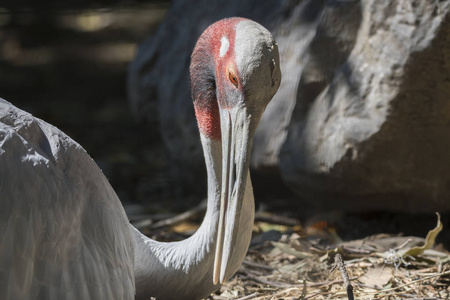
[331,253,354,300]
[304,291,326,300]
[242,260,275,271]
[241,268,291,288]
[235,292,260,300]
[307,277,357,288]
[254,213,300,227]
[394,238,413,250]
[340,246,373,255]
[133,218,154,230]
[432,263,443,285]
[299,280,307,300]
[149,199,207,230]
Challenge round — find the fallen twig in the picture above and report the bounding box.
[306,277,357,288]
[242,260,275,271]
[133,218,154,230]
[331,253,354,300]
[240,268,291,288]
[299,280,307,300]
[255,212,300,227]
[303,291,326,299]
[236,292,260,300]
[149,199,207,230]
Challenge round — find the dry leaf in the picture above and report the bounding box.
[403,212,443,257]
[359,266,392,288]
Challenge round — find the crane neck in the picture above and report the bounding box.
[131,134,254,300]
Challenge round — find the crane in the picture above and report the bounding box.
[0,17,281,300]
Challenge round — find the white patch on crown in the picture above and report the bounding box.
[219,36,230,58]
[234,19,281,103]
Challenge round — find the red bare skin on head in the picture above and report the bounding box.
[194,102,221,140]
[190,17,246,140]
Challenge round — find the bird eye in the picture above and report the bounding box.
[228,71,238,88]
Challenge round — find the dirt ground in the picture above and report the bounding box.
[0,3,449,299]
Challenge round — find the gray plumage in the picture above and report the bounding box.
[0,99,135,299]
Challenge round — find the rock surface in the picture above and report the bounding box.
[128,0,450,212]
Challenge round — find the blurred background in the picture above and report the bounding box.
[1,0,449,245]
[0,0,172,208]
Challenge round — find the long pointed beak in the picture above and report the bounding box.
[213,105,256,285]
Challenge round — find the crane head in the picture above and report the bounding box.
[190,17,281,285]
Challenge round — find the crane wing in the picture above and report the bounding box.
[0,99,135,300]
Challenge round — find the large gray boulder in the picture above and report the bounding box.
[128,0,450,212]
